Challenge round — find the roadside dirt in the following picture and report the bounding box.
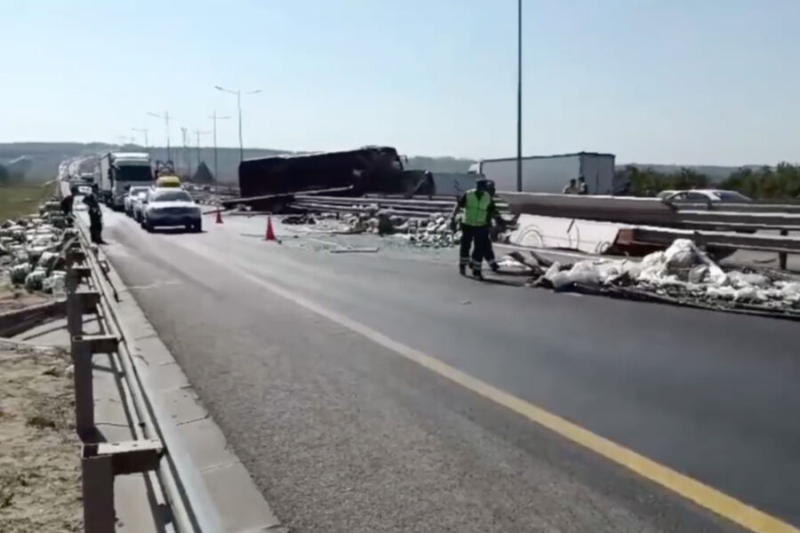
[0,289,50,314]
[0,343,81,532]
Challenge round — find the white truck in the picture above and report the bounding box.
[468,152,621,195]
[96,152,154,209]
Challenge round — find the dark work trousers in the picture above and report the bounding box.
[460,225,490,272]
[89,209,103,244]
[484,238,498,270]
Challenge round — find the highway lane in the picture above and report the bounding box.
[90,208,799,532]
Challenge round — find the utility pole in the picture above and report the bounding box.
[147,111,172,161]
[215,85,261,164]
[208,111,230,181]
[516,0,523,192]
[181,127,189,178]
[193,129,210,179]
[131,128,149,151]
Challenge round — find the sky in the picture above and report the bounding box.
[2,0,800,165]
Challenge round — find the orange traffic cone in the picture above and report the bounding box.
[265,216,276,241]
[215,209,223,224]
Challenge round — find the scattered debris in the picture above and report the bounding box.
[329,247,380,254]
[522,239,800,319]
[0,201,74,300]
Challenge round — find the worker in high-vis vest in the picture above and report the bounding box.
[451,178,502,279]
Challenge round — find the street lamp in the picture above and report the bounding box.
[215,85,261,164]
[131,128,149,150]
[147,111,172,161]
[516,0,523,192]
[208,111,231,181]
[193,128,210,178]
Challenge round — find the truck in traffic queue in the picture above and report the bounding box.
[469,152,623,195]
[96,152,154,209]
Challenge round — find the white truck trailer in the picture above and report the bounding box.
[468,152,620,195]
[96,152,153,209]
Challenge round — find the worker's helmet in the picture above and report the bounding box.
[475,177,489,190]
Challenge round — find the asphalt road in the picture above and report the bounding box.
[88,207,799,533]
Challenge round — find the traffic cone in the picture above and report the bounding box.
[215,209,223,224]
[265,216,276,241]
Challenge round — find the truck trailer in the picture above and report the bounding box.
[95,152,154,209]
[238,146,430,206]
[469,152,620,195]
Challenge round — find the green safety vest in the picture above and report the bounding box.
[463,190,491,227]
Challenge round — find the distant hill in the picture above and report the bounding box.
[0,142,476,183]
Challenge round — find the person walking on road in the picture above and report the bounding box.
[452,178,502,279]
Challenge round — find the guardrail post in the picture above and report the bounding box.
[82,452,115,532]
[779,229,788,270]
[66,269,82,338]
[72,335,119,438]
[67,290,101,338]
[82,439,163,533]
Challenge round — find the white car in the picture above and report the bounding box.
[657,189,752,204]
[140,188,202,233]
[124,186,151,217]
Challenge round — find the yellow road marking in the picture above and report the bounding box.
[188,242,800,533]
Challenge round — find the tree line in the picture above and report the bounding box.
[617,163,800,200]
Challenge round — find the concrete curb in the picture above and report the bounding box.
[90,239,286,532]
[0,299,66,337]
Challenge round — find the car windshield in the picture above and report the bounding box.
[151,191,192,203]
[129,187,148,195]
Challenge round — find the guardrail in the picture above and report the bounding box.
[292,194,511,219]
[65,228,224,532]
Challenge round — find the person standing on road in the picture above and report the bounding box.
[451,178,502,279]
[60,193,74,218]
[83,185,106,245]
[562,179,578,194]
[482,180,502,273]
[577,176,589,195]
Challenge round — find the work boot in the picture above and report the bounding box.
[459,265,466,276]
[472,268,483,280]
[490,262,500,273]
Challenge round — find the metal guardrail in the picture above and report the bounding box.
[64,219,224,532]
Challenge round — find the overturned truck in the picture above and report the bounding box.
[236,146,431,210]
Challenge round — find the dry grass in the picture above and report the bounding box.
[0,344,82,532]
[0,182,56,222]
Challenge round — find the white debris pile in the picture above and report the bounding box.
[334,209,460,248]
[0,209,74,297]
[537,239,800,312]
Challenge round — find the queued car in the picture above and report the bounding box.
[140,188,202,233]
[124,186,151,217]
[155,175,182,188]
[657,189,753,204]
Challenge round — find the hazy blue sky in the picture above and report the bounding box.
[2,0,799,164]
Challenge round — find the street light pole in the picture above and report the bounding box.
[193,129,209,179]
[181,127,189,177]
[147,111,172,161]
[131,128,149,150]
[208,111,231,181]
[215,85,261,164]
[516,0,523,192]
